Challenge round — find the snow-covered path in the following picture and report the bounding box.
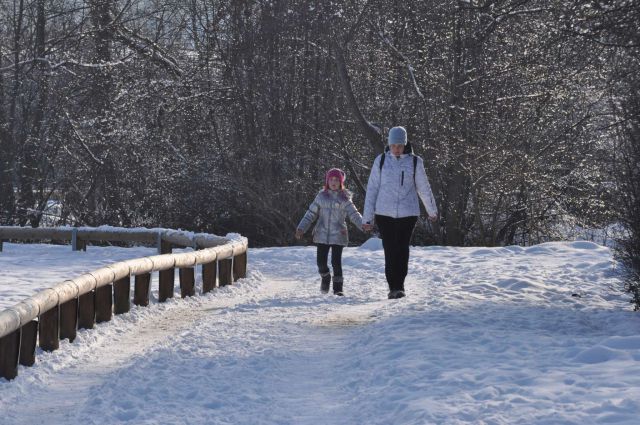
[1,241,640,424]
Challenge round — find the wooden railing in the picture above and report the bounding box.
[0,226,248,381]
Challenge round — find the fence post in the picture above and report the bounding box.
[113,276,131,314]
[158,241,174,302]
[59,298,78,342]
[159,270,174,302]
[95,284,113,323]
[19,320,38,367]
[0,329,20,380]
[78,291,95,329]
[233,252,247,281]
[179,268,195,298]
[0,240,3,252]
[202,262,217,294]
[39,305,60,352]
[71,228,78,251]
[133,273,151,306]
[219,259,232,286]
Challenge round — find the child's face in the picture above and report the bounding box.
[328,176,341,190]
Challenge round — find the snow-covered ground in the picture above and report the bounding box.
[1,240,639,424]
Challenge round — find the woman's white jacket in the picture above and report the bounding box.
[362,152,438,224]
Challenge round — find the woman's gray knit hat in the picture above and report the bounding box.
[388,126,407,145]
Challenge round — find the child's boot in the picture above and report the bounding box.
[333,276,344,296]
[320,272,331,293]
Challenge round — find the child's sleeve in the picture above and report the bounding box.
[297,195,320,233]
[345,200,363,231]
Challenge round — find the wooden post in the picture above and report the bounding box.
[159,240,173,302]
[202,262,217,294]
[113,276,131,314]
[78,291,96,329]
[159,269,174,302]
[77,239,87,251]
[19,320,38,367]
[39,305,60,352]
[233,252,247,281]
[0,329,20,380]
[133,273,151,306]
[0,240,3,252]
[160,240,172,254]
[95,284,113,323]
[59,298,78,342]
[179,268,195,298]
[219,259,232,286]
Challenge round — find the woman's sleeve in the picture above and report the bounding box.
[297,195,320,233]
[362,155,382,224]
[415,158,438,218]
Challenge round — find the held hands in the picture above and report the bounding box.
[428,214,438,223]
[295,229,303,240]
[362,223,374,233]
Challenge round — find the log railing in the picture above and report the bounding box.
[0,226,248,381]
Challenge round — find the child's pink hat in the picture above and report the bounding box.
[325,168,345,190]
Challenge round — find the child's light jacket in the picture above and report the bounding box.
[297,190,363,246]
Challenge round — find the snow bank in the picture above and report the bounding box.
[1,241,639,424]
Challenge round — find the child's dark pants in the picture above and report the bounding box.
[316,244,343,278]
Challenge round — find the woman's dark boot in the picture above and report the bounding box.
[333,276,344,296]
[320,272,331,293]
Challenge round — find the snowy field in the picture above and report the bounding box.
[1,240,639,424]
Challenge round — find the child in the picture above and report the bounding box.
[295,168,363,295]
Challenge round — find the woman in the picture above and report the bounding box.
[362,126,438,299]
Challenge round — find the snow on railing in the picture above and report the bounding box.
[0,226,248,381]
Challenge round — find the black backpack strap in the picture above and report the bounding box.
[379,153,385,172]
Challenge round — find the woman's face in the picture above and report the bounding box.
[328,176,341,190]
[390,144,405,157]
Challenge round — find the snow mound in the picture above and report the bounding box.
[573,346,628,364]
[359,237,383,251]
[569,241,602,250]
[601,336,640,350]
[495,277,543,291]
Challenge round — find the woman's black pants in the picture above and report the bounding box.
[375,214,418,291]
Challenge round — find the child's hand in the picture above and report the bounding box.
[362,223,373,232]
[295,229,303,240]
[428,214,438,222]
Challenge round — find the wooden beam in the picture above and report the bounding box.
[95,285,113,323]
[202,262,217,294]
[59,298,78,342]
[113,276,131,314]
[39,306,59,352]
[78,291,95,329]
[179,268,195,298]
[219,259,232,286]
[19,320,38,367]
[233,252,247,281]
[0,329,20,380]
[133,273,151,306]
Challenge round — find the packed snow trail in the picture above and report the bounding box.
[1,241,640,424]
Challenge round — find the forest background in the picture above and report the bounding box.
[0,0,638,301]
